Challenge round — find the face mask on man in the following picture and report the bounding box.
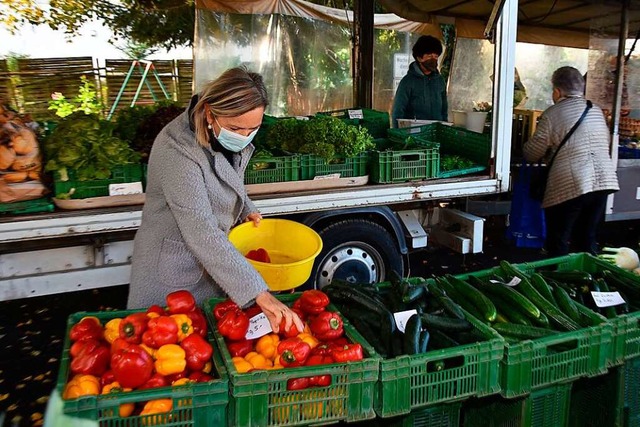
[213,117,259,152]
[420,58,439,72]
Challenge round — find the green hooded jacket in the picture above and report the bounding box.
[392,61,448,127]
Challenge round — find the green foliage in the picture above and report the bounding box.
[44,112,140,182]
[440,155,474,172]
[266,118,304,152]
[48,76,104,118]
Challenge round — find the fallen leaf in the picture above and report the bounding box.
[36,396,49,404]
[16,383,25,390]
[0,393,8,401]
[30,350,42,357]
[34,374,46,381]
[31,412,43,421]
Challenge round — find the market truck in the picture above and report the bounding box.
[0,0,635,301]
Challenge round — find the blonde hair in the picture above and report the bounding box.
[191,67,269,147]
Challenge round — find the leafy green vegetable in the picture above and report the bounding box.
[440,155,475,171]
[44,112,140,182]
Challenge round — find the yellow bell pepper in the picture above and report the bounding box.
[154,344,186,376]
[232,356,253,373]
[141,399,173,426]
[171,378,193,387]
[170,314,193,341]
[101,381,134,417]
[297,333,319,349]
[146,311,160,319]
[255,334,280,360]
[140,343,156,358]
[244,351,272,369]
[103,318,122,344]
[201,361,212,374]
[63,374,100,399]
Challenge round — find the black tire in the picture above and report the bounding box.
[305,218,404,289]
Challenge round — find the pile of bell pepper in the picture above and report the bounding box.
[62,290,214,420]
[213,289,364,391]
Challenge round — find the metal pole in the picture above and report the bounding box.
[353,0,374,108]
[610,0,629,145]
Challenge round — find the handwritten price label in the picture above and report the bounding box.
[393,309,418,333]
[244,313,273,340]
[591,291,626,308]
[348,109,364,119]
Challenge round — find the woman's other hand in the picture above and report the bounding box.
[246,212,262,226]
[255,291,304,334]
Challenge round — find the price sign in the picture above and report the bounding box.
[109,182,143,196]
[348,109,364,119]
[244,313,273,339]
[489,277,521,287]
[591,291,626,308]
[393,309,418,333]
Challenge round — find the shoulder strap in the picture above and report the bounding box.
[547,100,592,169]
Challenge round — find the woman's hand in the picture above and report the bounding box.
[246,212,262,226]
[255,291,304,334]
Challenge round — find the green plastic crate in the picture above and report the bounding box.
[204,294,381,427]
[300,153,368,180]
[383,401,463,427]
[462,383,572,427]
[456,254,615,397]
[57,309,228,426]
[370,145,440,183]
[568,367,625,427]
[0,197,54,215]
[624,357,640,427]
[317,108,390,139]
[510,253,640,364]
[53,163,143,199]
[245,155,300,184]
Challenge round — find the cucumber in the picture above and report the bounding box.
[420,313,473,333]
[437,278,484,320]
[403,314,422,355]
[445,275,498,323]
[419,329,430,353]
[594,278,618,319]
[574,300,607,326]
[530,273,558,308]
[492,322,556,340]
[487,292,533,326]
[539,270,595,287]
[552,285,582,324]
[472,279,542,323]
[501,261,581,331]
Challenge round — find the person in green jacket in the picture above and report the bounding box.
[392,35,448,127]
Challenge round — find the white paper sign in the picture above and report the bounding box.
[108,181,143,196]
[313,173,341,180]
[348,109,364,119]
[591,291,626,308]
[295,116,310,121]
[393,309,418,333]
[489,277,521,287]
[244,313,273,340]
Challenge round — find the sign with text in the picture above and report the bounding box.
[394,53,410,79]
[393,309,418,333]
[244,312,273,339]
[591,291,625,308]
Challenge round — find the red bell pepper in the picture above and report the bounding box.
[310,343,332,357]
[166,290,196,314]
[218,309,249,341]
[118,312,149,344]
[165,369,189,384]
[100,370,116,389]
[330,343,363,363]
[309,311,344,341]
[70,339,110,376]
[138,373,168,390]
[142,316,179,348]
[189,371,214,383]
[213,300,240,320]
[226,339,254,358]
[245,248,271,263]
[244,304,263,319]
[298,290,330,315]
[286,377,310,390]
[69,317,103,342]
[180,333,213,371]
[186,308,208,337]
[110,337,131,354]
[278,317,303,338]
[111,343,154,389]
[147,305,166,316]
[305,354,333,387]
[277,337,311,368]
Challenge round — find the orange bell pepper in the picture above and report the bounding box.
[171,377,193,387]
[101,381,134,417]
[244,351,272,369]
[154,344,186,376]
[104,318,122,344]
[141,399,173,425]
[170,314,193,342]
[255,334,280,360]
[63,374,100,399]
[201,361,212,374]
[297,333,319,349]
[232,356,253,373]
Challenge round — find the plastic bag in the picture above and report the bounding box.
[506,164,546,248]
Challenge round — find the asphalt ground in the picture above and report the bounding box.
[0,216,637,426]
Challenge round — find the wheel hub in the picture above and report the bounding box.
[316,243,383,288]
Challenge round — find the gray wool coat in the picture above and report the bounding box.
[523,97,619,208]
[127,109,268,309]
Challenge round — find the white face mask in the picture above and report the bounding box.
[214,117,259,152]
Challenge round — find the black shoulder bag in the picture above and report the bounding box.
[530,100,592,202]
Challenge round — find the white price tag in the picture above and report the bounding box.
[489,277,521,287]
[348,109,364,119]
[591,291,626,308]
[295,116,310,121]
[393,309,418,333]
[313,173,341,180]
[108,181,143,196]
[244,312,273,340]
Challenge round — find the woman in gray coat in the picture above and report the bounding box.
[524,66,619,256]
[127,67,303,333]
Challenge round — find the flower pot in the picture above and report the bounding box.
[465,111,488,133]
[452,110,467,127]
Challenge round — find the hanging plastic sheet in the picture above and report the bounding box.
[506,163,546,249]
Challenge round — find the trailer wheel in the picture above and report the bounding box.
[308,219,404,289]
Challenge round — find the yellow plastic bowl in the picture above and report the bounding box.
[228,219,323,291]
